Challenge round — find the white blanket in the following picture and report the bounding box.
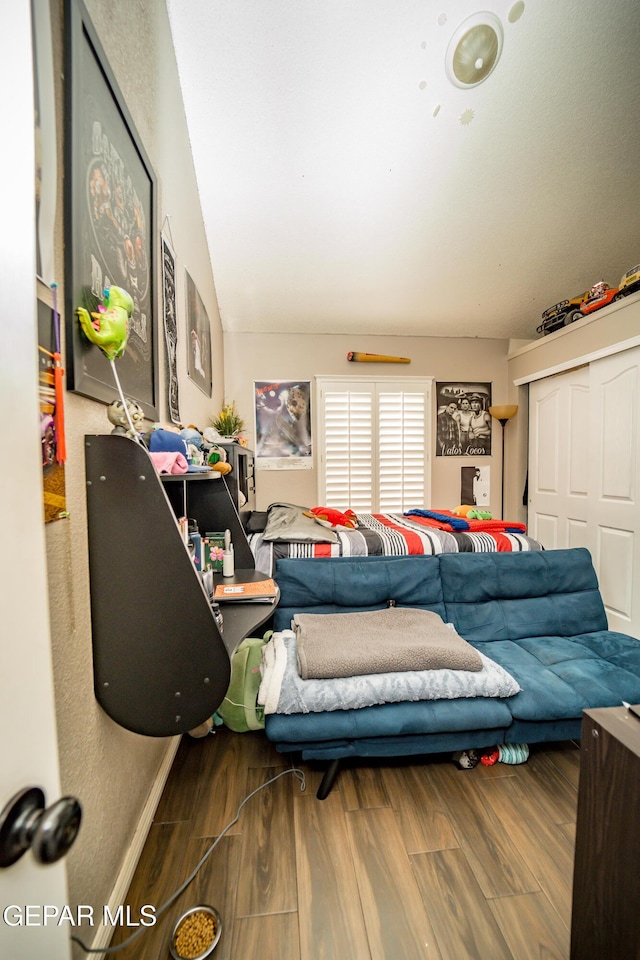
[258,630,521,715]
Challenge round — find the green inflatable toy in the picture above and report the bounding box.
[76,285,134,361]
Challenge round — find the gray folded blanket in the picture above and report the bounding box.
[293,607,483,679]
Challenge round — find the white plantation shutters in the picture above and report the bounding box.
[317,378,432,512]
[323,385,373,511]
[379,388,428,511]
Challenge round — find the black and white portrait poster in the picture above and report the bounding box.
[254,380,312,470]
[185,270,212,398]
[460,465,490,508]
[436,381,492,457]
[161,235,180,423]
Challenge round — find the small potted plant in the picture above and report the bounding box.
[210,401,245,440]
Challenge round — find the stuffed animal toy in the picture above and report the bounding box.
[151,422,182,433]
[180,426,205,465]
[467,509,493,520]
[207,445,232,475]
[452,505,475,517]
[76,285,134,361]
[304,506,358,529]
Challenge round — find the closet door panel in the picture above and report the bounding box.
[589,348,640,635]
[567,518,589,549]
[535,513,559,549]
[597,527,634,623]
[536,388,561,494]
[529,368,589,548]
[568,384,589,497]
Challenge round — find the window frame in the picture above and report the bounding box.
[315,375,433,512]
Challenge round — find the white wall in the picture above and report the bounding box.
[224,331,525,519]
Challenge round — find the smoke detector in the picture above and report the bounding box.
[445,12,504,88]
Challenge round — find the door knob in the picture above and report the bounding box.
[0,787,82,867]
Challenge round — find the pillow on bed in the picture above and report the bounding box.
[262,503,339,543]
[245,511,269,533]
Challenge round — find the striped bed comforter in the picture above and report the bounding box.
[249,511,543,578]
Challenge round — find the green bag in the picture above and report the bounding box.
[217,634,269,732]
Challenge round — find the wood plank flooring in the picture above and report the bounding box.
[109,731,580,960]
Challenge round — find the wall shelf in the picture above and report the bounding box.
[84,435,257,737]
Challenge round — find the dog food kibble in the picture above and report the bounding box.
[174,910,216,958]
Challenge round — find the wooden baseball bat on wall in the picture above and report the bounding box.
[347,352,410,363]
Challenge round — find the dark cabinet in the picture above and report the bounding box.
[570,706,640,958]
[217,443,256,526]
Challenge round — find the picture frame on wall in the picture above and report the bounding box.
[185,270,212,398]
[460,465,490,508]
[161,234,180,423]
[435,381,493,457]
[253,380,313,470]
[64,0,158,418]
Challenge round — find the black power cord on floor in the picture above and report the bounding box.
[71,766,306,955]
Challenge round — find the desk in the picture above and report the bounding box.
[212,569,279,658]
[570,706,640,959]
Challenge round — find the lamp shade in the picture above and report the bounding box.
[489,404,518,422]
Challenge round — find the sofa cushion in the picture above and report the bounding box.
[473,629,640,723]
[265,694,513,743]
[440,548,607,642]
[472,640,589,721]
[273,555,446,631]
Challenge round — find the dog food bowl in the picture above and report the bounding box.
[169,904,222,959]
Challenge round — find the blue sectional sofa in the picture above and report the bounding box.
[265,548,640,797]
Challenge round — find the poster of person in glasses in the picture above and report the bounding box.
[436,382,492,457]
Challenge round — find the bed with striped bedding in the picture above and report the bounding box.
[249,511,543,578]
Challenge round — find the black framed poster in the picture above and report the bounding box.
[435,381,492,457]
[161,234,180,423]
[185,270,212,398]
[253,380,313,470]
[64,0,158,417]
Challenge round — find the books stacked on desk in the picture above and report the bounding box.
[213,578,277,603]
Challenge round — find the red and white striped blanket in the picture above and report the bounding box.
[249,511,543,578]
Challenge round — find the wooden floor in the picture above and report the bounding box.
[110,730,580,960]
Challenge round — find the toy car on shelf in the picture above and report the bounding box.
[564,280,619,325]
[617,262,640,299]
[537,289,591,336]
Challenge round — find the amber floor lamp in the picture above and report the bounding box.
[488,405,518,519]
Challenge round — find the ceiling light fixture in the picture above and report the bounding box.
[445,12,504,88]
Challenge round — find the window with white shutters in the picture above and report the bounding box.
[317,378,432,512]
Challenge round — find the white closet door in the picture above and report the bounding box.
[529,348,640,637]
[588,347,640,635]
[528,367,589,550]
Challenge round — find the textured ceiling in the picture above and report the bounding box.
[167,0,640,340]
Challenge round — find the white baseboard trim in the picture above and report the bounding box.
[88,736,181,953]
